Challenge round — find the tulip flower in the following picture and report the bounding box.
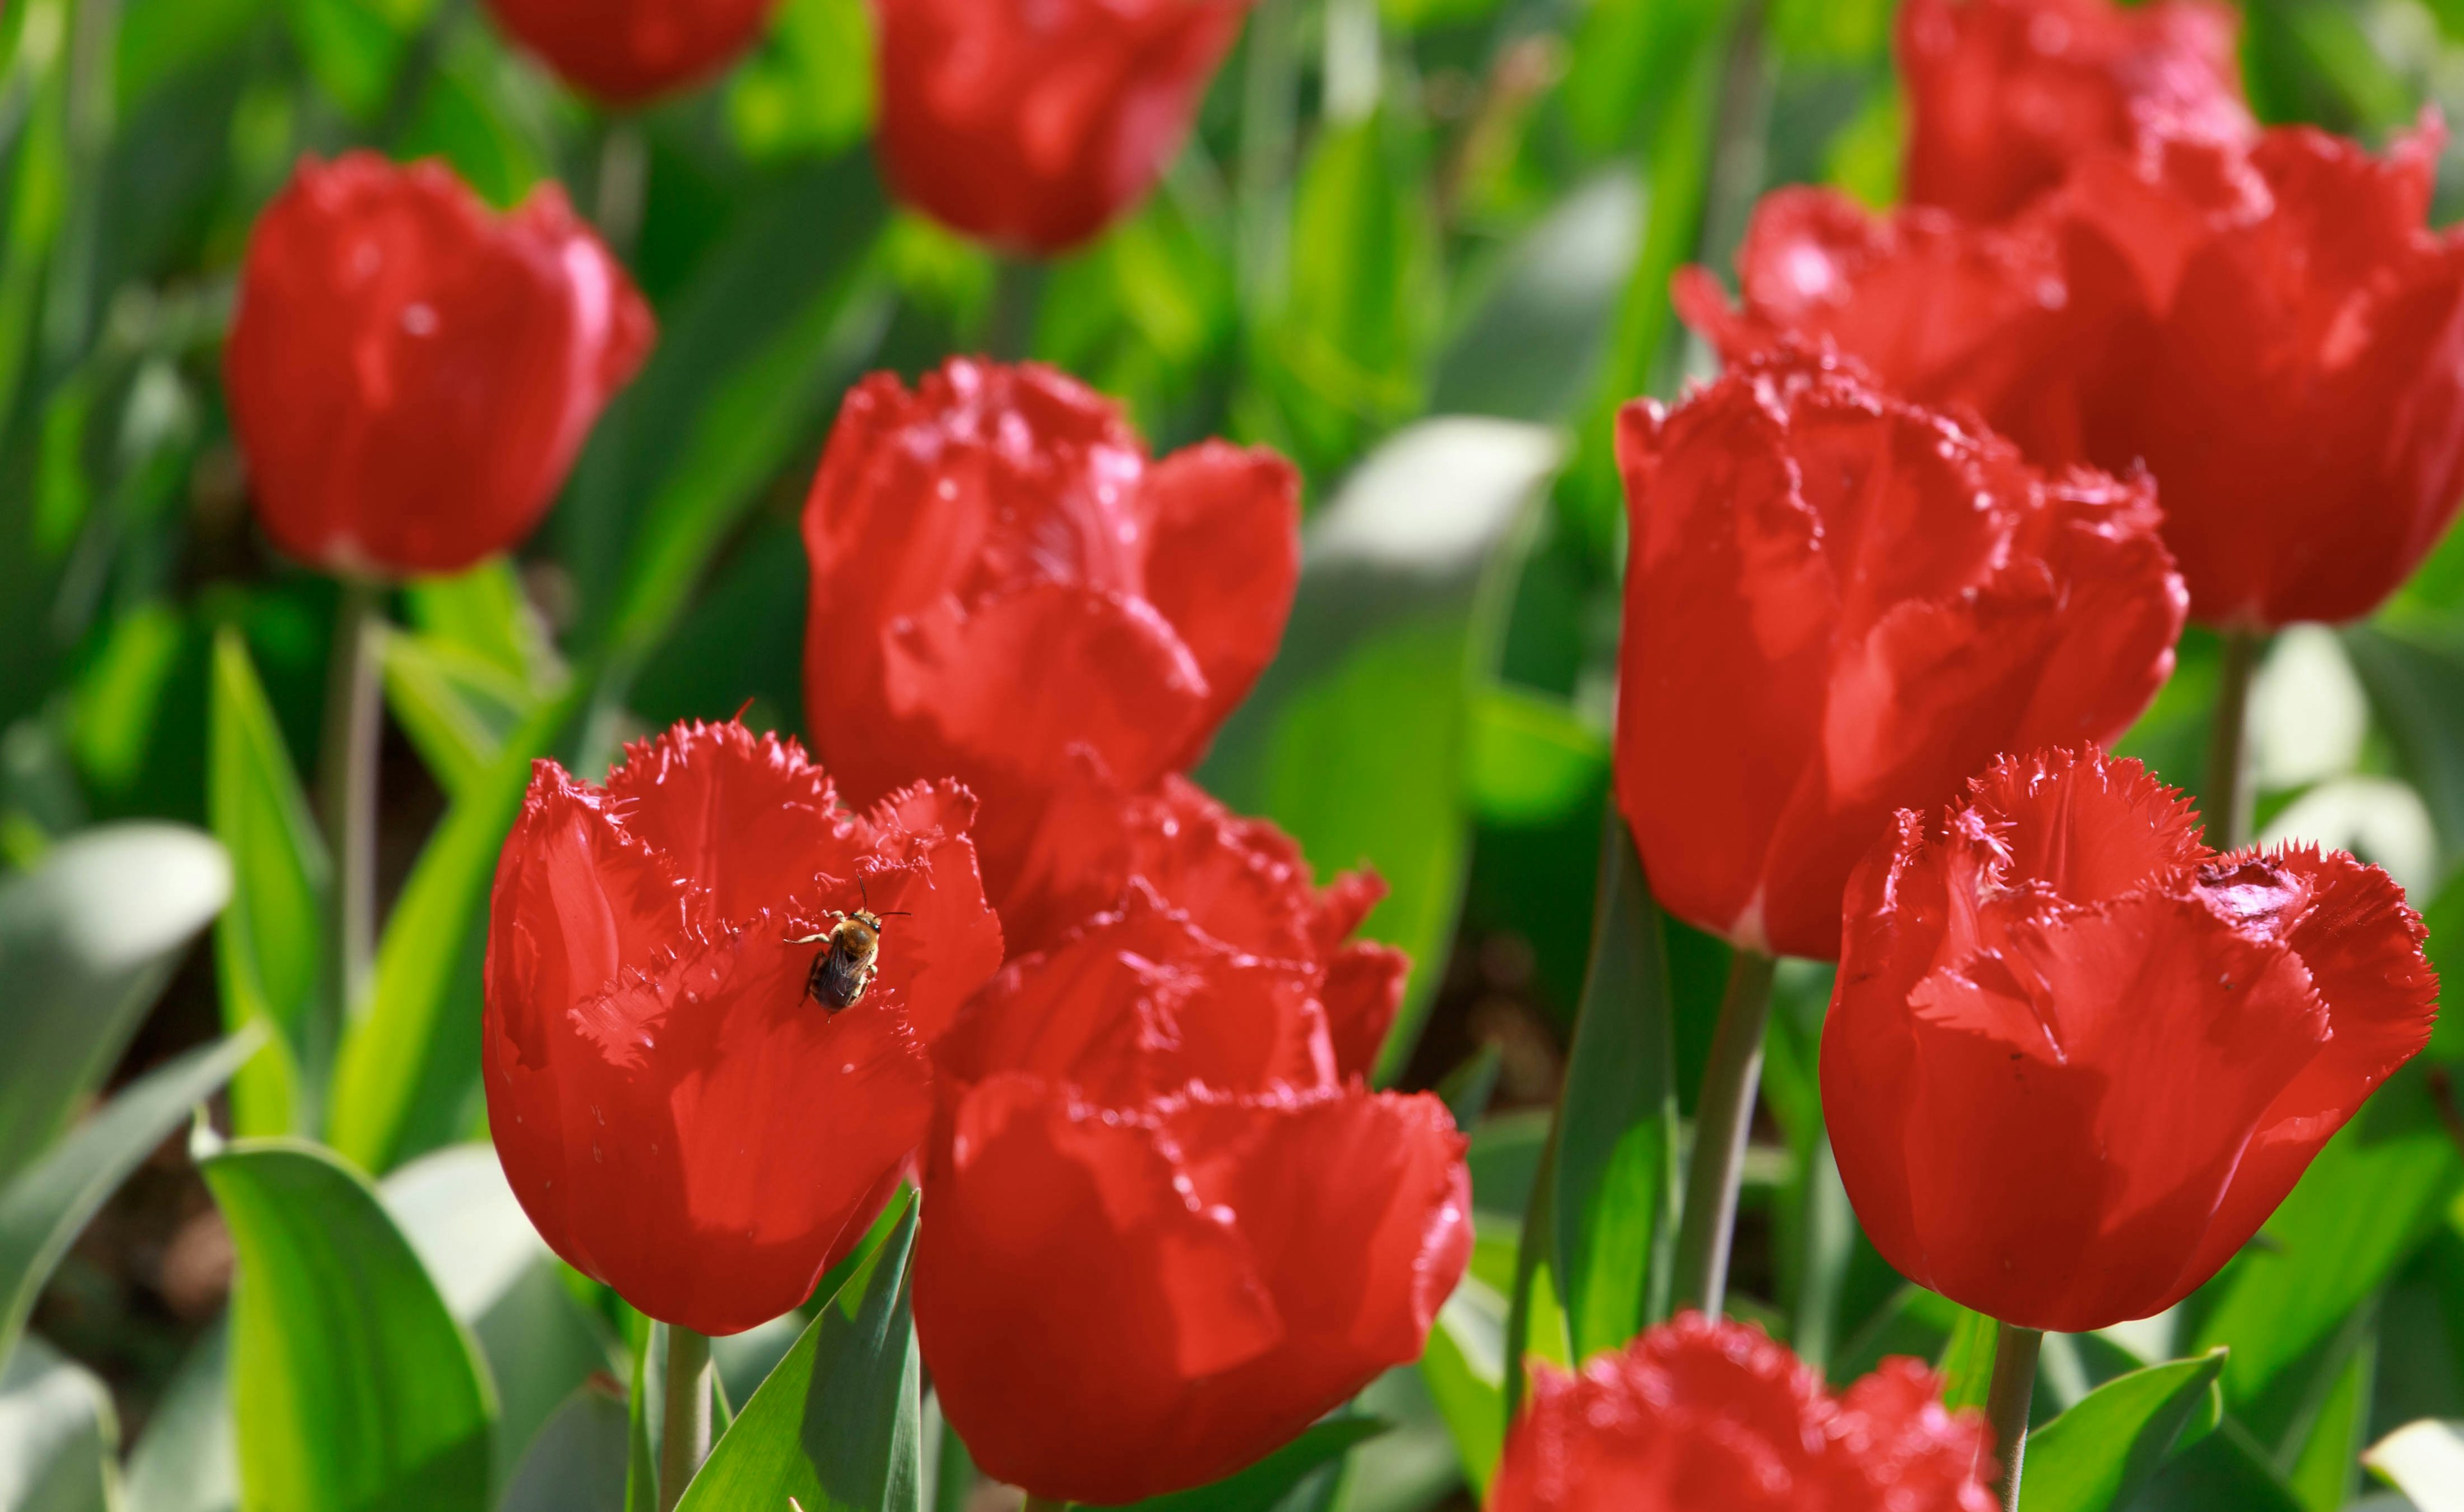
[873,0,1253,254]
[913,879,1469,1505]
[483,719,1003,1336]
[1899,0,2250,223]
[226,153,653,579]
[801,359,1301,953]
[483,0,782,104]
[1493,1313,1995,1512]
[1824,747,2438,1334]
[2060,116,2464,627]
[1614,345,2184,962]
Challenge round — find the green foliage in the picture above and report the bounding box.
[2019,1351,2226,1512]
[203,1139,495,1512]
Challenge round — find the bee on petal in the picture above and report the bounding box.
[792,885,910,1011]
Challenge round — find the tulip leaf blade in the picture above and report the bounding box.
[1111,1414,1389,1512]
[2363,1418,2464,1512]
[327,684,581,1174]
[1934,1306,1998,1414]
[498,1382,631,1512]
[0,1031,261,1372]
[2102,1414,2302,1512]
[0,1334,122,1512]
[209,625,332,1137]
[202,1138,496,1512]
[2018,1349,2227,1512]
[675,1197,921,1512]
[2193,1063,2463,1425]
[0,822,231,1189]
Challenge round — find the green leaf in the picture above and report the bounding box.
[2343,622,2464,871]
[1466,685,1609,829]
[1935,1308,1996,1414]
[1116,1417,1388,1512]
[0,1336,121,1512]
[203,1138,495,1512]
[380,1145,612,1490]
[381,630,537,800]
[0,1031,261,1370]
[123,1319,235,1512]
[2019,1350,2227,1512]
[2284,1334,2371,1511]
[2194,1065,2464,1418]
[327,686,581,1174]
[282,0,429,120]
[726,0,875,162]
[1201,417,1563,1082]
[499,1384,629,1512]
[674,1199,920,1512]
[1543,815,1682,1362]
[2363,1418,2464,1512]
[1419,1279,1506,1494]
[1430,174,1645,425]
[2121,1418,2303,1512]
[209,627,331,1137]
[0,822,230,1185]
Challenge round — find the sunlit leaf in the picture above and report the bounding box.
[2019,1350,2226,1512]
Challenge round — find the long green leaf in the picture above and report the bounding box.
[2019,1351,2227,1512]
[499,1384,629,1512]
[0,822,230,1185]
[326,686,580,1173]
[2363,1418,2464,1512]
[209,627,331,1137]
[2120,1418,2302,1512]
[203,1138,495,1512]
[0,1031,261,1369]
[0,1335,120,1512]
[674,1199,920,1512]
[2194,1065,2463,1418]
[123,1319,235,1512]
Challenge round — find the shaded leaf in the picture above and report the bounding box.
[2021,1351,2227,1512]
[1118,1417,1387,1512]
[499,1384,629,1512]
[0,1336,119,1512]
[203,1139,495,1512]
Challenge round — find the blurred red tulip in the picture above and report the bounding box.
[1900,0,2250,223]
[874,0,1252,253]
[1614,346,2184,961]
[1825,748,2437,1334]
[483,0,782,104]
[2060,116,2464,626]
[226,153,651,578]
[801,359,1300,953]
[1672,191,2085,466]
[483,719,1002,1336]
[914,881,1467,1505]
[1493,1312,1994,1512]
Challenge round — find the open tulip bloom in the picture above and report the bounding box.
[912,794,1467,1506]
[802,358,1301,954]
[1824,746,2438,1335]
[483,719,1002,1336]
[481,0,784,105]
[1493,1314,1995,1512]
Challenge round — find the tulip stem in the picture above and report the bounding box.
[1021,1498,1069,1512]
[656,1325,713,1511]
[1671,947,1778,1318]
[2208,628,2263,850]
[1984,1322,2043,1512]
[319,578,384,1024]
[986,258,1040,361]
[595,118,648,266]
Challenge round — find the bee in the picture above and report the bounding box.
[789,882,909,1011]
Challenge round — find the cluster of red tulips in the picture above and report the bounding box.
[212,0,2452,1508]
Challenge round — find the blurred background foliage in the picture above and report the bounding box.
[9,0,2464,1508]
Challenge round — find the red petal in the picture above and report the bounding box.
[914,1073,1283,1506]
[1322,941,1408,1083]
[599,721,850,924]
[1139,442,1302,767]
[481,0,782,104]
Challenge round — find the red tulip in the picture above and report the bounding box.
[1493,1312,1994,1512]
[1900,0,2250,223]
[801,359,1300,954]
[1614,346,2184,961]
[874,0,1252,254]
[226,153,652,578]
[913,881,1469,1504]
[1122,775,1408,1079]
[483,719,1002,1336]
[1672,191,2085,466]
[1824,748,2438,1334]
[483,0,782,104]
[2059,116,2464,626]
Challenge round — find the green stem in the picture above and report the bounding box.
[1236,0,1299,302]
[318,580,384,1021]
[1021,1497,1069,1512]
[44,0,120,373]
[594,117,649,266]
[985,257,1040,362]
[2207,628,2263,850]
[1984,1323,2044,1512]
[657,1326,713,1511]
[1671,948,1778,1317]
